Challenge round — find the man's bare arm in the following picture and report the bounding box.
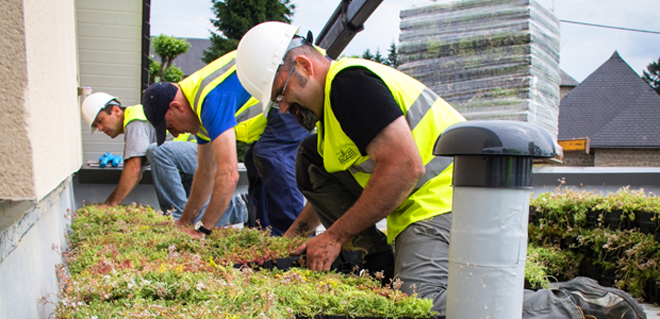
[197,128,239,229]
[177,142,215,226]
[105,156,144,206]
[303,116,425,271]
[284,202,321,238]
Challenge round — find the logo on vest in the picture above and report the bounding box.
[337,148,358,165]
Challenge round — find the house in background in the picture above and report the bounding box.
[559,69,579,99]
[558,51,660,167]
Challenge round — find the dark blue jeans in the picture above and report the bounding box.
[243,108,310,235]
[146,141,247,226]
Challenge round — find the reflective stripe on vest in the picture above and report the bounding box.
[179,50,266,143]
[124,105,193,142]
[348,87,455,191]
[321,58,466,242]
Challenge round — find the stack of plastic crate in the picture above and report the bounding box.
[398,0,561,140]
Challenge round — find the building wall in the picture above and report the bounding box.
[0,0,81,201]
[0,0,34,200]
[560,152,595,167]
[0,0,81,317]
[77,0,144,162]
[595,148,660,167]
[24,0,82,200]
[0,180,74,319]
[559,86,574,100]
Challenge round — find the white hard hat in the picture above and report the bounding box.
[81,92,119,133]
[236,21,299,114]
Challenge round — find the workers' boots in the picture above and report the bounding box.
[552,277,646,319]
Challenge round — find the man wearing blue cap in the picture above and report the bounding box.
[142,51,309,237]
[81,92,247,227]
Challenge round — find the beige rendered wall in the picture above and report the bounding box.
[0,0,33,200]
[0,0,82,201]
[0,0,80,317]
[24,0,82,200]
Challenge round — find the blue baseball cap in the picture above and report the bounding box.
[142,82,178,145]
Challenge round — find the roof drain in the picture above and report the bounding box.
[434,120,560,318]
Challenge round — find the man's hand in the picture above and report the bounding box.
[298,232,342,272]
[156,220,173,226]
[291,242,307,256]
[180,227,205,239]
[174,219,189,228]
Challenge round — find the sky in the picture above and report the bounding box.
[150,0,660,83]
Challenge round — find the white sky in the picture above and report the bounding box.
[150,0,660,83]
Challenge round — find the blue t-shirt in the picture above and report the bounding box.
[196,73,252,144]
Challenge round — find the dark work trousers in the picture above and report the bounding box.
[243,107,310,236]
[295,134,395,284]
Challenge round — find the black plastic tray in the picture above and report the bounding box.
[233,251,363,274]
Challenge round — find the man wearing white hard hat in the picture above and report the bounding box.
[141,51,309,238]
[80,92,247,228]
[235,21,646,319]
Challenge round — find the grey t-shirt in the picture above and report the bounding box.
[123,120,157,161]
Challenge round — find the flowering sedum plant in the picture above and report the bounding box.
[52,204,435,318]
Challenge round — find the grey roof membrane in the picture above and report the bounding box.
[558,51,660,148]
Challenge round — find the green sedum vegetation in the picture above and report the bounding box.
[53,204,435,318]
[529,186,660,301]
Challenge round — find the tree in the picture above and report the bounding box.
[385,41,399,69]
[361,42,399,68]
[150,35,191,84]
[643,58,660,95]
[202,0,295,63]
[373,48,384,64]
[361,48,375,62]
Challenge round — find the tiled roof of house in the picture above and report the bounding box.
[560,69,579,87]
[150,38,211,76]
[558,51,660,148]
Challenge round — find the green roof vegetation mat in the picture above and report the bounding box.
[52,204,436,319]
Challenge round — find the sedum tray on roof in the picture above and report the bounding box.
[52,204,436,319]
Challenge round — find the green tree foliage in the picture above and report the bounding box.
[162,66,185,83]
[150,35,191,84]
[202,0,295,63]
[148,56,161,85]
[360,41,399,69]
[385,41,399,68]
[643,57,660,95]
[361,48,375,62]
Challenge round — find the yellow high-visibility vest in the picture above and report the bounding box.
[124,104,192,142]
[178,50,266,143]
[320,59,466,242]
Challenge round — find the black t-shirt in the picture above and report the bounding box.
[329,66,404,156]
